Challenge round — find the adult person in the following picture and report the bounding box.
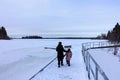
[56,42,66,68]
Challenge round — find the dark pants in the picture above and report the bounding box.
[57,56,64,66]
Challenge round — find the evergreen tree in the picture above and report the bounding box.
[107,23,120,55]
[0,26,10,39]
[107,30,111,40]
[107,23,120,43]
[1,26,7,36]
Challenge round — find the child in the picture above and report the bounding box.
[65,49,72,66]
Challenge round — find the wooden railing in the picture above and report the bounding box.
[81,41,119,80]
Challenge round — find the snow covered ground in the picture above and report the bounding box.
[89,48,120,80]
[0,39,90,80]
[0,39,57,80]
[0,39,119,80]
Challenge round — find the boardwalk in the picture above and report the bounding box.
[31,43,89,80]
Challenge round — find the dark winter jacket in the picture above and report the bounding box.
[56,44,66,57]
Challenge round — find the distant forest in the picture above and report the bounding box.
[22,36,42,39]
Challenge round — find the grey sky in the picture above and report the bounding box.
[0,0,120,37]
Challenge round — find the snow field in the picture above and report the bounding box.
[0,39,110,80]
[89,48,120,80]
[0,39,90,80]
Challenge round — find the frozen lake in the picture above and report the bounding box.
[0,39,91,80]
[1,39,119,80]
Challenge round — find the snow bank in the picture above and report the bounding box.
[89,48,120,80]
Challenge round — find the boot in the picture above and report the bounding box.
[58,65,60,68]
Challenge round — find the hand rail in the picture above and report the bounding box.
[82,41,120,50]
[29,57,57,80]
[82,41,116,80]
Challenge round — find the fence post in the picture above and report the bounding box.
[88,54,90,79]
[95,66,98,80]
[86,51,88,71]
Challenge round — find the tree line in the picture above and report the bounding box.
[97,23,120,55]
[107,23,120,43]
[97,23,120,43]
[22,36,42,39]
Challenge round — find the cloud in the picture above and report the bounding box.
[0,0,120,37]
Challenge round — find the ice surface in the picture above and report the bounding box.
[0,39,119,80]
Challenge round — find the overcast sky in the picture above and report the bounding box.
[0,0,120,37]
